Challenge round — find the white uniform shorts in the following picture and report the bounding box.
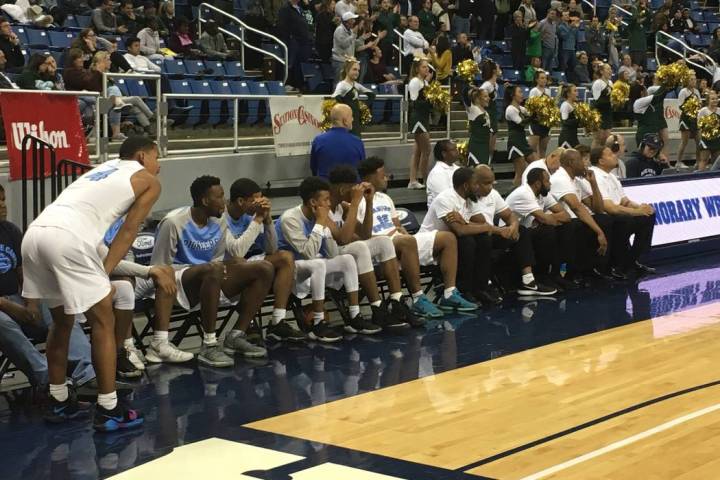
[22,226,112,315]
[389,231,437,267]
[135,266,236,312]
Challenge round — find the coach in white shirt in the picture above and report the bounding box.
[426,140,459,207]
[549,149,612,283]
[124,37,161,73]
[507,167,573,288]
[521,146,565,184]
[589,146,656,276]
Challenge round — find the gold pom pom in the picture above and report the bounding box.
[574,102,602,132]
[611,81,630,110]
[359,102,372,126]
[699,114,720,141]
[320,99,338,131]
[681,96,701,119]
[655,61,693,89]
[425,80,451,112]
[525,95,561,128]
[457,139,469,165]
[457,60,480,83]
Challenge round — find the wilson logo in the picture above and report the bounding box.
[11,121,69,150]
[272,106,321,134]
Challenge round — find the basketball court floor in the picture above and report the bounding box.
[2,253,720,479]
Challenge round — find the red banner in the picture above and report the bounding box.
[0,92,89,180]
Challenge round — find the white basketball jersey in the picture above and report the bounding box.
[32,159,145,247]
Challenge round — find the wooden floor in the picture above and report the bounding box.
[247,301,720,479]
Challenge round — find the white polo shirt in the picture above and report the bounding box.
[590,166,625,204]
[473,189,509,224]
[521,158,549,184]
[550,167,589,218]
[506,184,558,228]
[420,188,476,233]
[426,162,459,208]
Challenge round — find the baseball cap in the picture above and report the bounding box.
[342,11,359,21]
[642,133,662,151]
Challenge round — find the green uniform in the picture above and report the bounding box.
[333,80,375,137]
[634,86,667,145]
[558,101,579,149]
[506,104,534,160]
[408,77,432,133]
[479,81,499,132]
[468,105,492,165]
[592,79,613,130]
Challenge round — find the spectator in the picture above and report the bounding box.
[524,55,542,83]
[0,51,18,89]
[627,1,650,69]
[453,0,472,35]
[681,8,696,32]
[526,20,541,63]
[141,2,156,25]
[355,0,369,17]
[366,46,400,86]
[605,13,620,70]
[138,17,165,60]
[335,0,356,18]
[310,103,365,178]
[157,1,174,38]
[70,28,132,72]
[428,34,451,83]
[475,0,494,40]
[518,0,536,26]
[376,0,400,63]
[92,0,128,34]
[508,11,527,70]
[432,0,450,35]
[557,11,579,73]
[331,11,359,81]
[573,51,591,84]
[199,20,239,60]
[402,15,429,71]
[494,0,511,40]
[585,16,606,60]
[669,8,685,32]
[17,53,60,90]
[417,0,437,43]
[538,8,557,71]
[169,17,204,58]
[118,0,142,36]
[0,19,24,73]
[315,0,337,63]
[278,0,313,91]
[567,0,582,16]
[618,54,637,83]
[452,32,473,67]
[124,37,161,72]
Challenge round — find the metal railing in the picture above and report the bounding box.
[198,2,288,83]
[101,72,163,163]
[656,30,717,77]
[393,28,405,77]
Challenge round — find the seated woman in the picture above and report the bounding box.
[169,17,204,58]
[70,28,133,72]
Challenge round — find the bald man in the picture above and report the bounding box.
[310,104,365,179]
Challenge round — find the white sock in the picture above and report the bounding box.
[349,305,360,317]
[412,290,424,303]
[123,338,135,349]
[49,383,68,402]
[313,311,325,325]
[97,391,118,410]
[153,330,169,345]
[522,273,535,285]
[370,300,382,307]
[390,292,403,302]
[272,308,286,325]
[203,332,218,346]
[444,287,455,299]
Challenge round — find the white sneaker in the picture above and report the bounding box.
[407,181,425,189]
[145,341,194,364]
[125,343,146,371]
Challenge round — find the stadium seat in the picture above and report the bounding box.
[101,35,125,50]
[163,58,187,76]
[189,80,223,125]
[265,81,285,95]
[301,62,324,92]
[705,11,720,23]
[169,79,201,125]
[646,58,658,72]
[551,71,566,84]
[125,79,150,97]
[504,70,520,82]
[13,27,28,46]
[521,87,531,98]
[229,80,251,95]
[210,79,237,125]
[25,29,49,47]
[184,59,208,76]
[687,34,703,47]
[48,31,75,49]
[708,22,720,32]
[319,63,335,82]
[113,78,130,96]
[204,60,227,77]
[699,34,712,47]
[692,11,705,23]
[75,14,91,28]
[247,81,269,125]
[224,60,246,77]
[697,23,709,34]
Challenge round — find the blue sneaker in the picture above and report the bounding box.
[93,403,144,432]
[438,289,478,312]
[411,294,444,318]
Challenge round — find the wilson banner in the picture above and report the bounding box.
[269,96,323,157]
[0,91,89,180]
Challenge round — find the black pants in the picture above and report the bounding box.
[556,215,613,275]
[528,224,559,276]
[609,214,656,270]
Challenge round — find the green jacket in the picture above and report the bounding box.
[524,65,537,83]
[418,9,438,43]
[526,29,541,58]
[626,6,650,52]
[376,10,400,47]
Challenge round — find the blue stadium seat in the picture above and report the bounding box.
[697,23,709,34]
[48,31,75,49]
[646,58,658,72]
[224,60,246,77]
[320,63,335,81]
[189,80,222,125]
[301,62,324,92]
[163,58,187,76]
[504,70,520,82]
[650,0,664,8]
[169,79,200,125]
[184,59,208,76]
[204,60,227,77]
[265,81,285,95]
[13,27,28,46]
[229,80,251,95]
[209,80,234,125]
[75,14,91,28]
[376,83,400,124]
[551,71,566,84]
[25,29,49,47]
[521,86,531,98]
[691,11,705,23]
[101,35,125,51]
[709,22,720,33]
[699,34,712,47]
[113,78,130,96]
[687,33,703,46]
[247,81,269,125]
[125,79,150,97]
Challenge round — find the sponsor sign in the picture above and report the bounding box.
[268,96,323,157]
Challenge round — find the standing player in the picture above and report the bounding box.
[22,137,161,432]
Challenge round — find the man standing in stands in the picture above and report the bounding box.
[332,11,359,81]
[278,0,313,92]
[451,33,473,67]
[625,133,667,177]
[589,146,656,276]
[402,16,429,71]
[22,137,160,432]
[538,8,558,72]
[426,140,459,208]
[92,0,128,34]
[310,104,365,179]
[0,19,24,72]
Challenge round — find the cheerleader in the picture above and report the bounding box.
[557,84,579,149]
[697,90,720,171]
[631,82,668,159]
[478,60,501,160]
[505,85,536,186]
[528,70,551,158]
[591,63,613,148]
[466,88,492,165]
[407,57,433,189]
[332,58,376,137]
[677,71,700,166]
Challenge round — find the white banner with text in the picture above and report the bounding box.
[269,96,323,157]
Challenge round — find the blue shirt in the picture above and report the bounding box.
[310,127,365,179]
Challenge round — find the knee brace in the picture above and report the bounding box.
[111,280,135,311]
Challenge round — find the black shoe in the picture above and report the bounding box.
[610,267,629,281]
[475,289,503,307]
[308,321,343,343]
[551,274,580,290]
[116,350,142,379]
[634,261,656,275]
[373,303,408,329]
[266,321,306,342]
[591,268,614,282]
[246,322,266,347]
[388,298,424,327]
[517,280,557,296]
[345,312,382,334]
[44,389,91,424]
[93,402,144,432]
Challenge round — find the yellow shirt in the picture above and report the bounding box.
[430,49,452,81]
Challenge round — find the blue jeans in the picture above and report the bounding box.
[559,50,575,73]
[0,295,95,386]
[542,47,556,71]
[452,15,471,36]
